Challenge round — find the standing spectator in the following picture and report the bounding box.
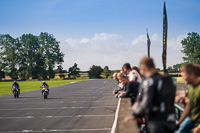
[176,64,200,133]
[123,63,142,82]
[125,57,176,133]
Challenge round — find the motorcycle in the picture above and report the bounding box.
[12,85,19,98]
[41,85,49,99]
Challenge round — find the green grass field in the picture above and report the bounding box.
[0,79,89,96]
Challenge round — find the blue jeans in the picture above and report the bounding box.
[178,117,195,133]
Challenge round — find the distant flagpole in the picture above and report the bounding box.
[162,1,168,73]
[146,28,151,57]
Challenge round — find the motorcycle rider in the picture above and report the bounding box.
[42,81,49,91]
[12,80,20,93]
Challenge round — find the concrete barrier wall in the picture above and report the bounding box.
[116,98,139,133]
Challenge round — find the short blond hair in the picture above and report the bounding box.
[140,57,155,69]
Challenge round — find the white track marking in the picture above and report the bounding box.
[0,101,109,104]
[111,98,121,133]
[0,115,114,119]
[1,128,111,133]
[22,130,33,132]
[0,106,116,111]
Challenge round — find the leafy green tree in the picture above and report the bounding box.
[110,70,120,77]
[172,63,182,72]
[38,32,64,78]
[68,63,80,78]
[20,33,41,79]
[102,66,111,78]
[88,65,103,78]
[0,34,20,79]
[56,64,65,78]
[0,32,64,80]
[156,68,161,72]
[0,64,5,79]
[167,66,173,73]
[0,70,5,79]
[0,57,6,79]
[181,32,200,64]
[167,63,182,73]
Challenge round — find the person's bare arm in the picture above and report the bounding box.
[175,89,186,103]
[192,126,200,133]
[176,97,191,125]
[132,102,139,111]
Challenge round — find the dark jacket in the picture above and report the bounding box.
[120,81,140,105]
[12,83,19,88]
[133,73,176,123]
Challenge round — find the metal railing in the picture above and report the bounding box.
[174,104,184,120]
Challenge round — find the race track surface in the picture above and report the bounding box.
[0,79,118,133]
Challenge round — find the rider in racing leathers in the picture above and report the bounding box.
[41,81,49,91]
[12,80,20,93]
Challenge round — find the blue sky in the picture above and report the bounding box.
[0,0,200,70]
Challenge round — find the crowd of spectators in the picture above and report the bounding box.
[112,57,200,133]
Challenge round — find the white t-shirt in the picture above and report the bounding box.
[128,70,142,83]
[118,82,123,89]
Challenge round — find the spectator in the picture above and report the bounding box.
[123,63,142,82]
[132,66,140,75]
[113,72,118,83]
[120,80,139,105]
[120,75,129,91]
[176,64,200,133]
[192,126,200,133]
[113,71,129,98]
[112,72,123,95]
[124,57,176,133]
[117,71,125,89]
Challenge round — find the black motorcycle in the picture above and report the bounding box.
[12,85,19,98]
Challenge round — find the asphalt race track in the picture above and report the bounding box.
[0,79,118,133]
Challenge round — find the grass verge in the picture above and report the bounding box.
[0,79,89,96]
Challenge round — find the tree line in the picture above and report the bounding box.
[77,32,200,78]
[0,32,64,79]
[0,32,199,79]
[88,32,200,76]
[167,32,200,73]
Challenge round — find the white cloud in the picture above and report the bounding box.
[168,33,187,50]
[131,34,146,45]
[81,38,89,43]
[60,32,187,71]
[92,33,121,41]
[152,34,159,41]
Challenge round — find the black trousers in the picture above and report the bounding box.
[147,121,175,133]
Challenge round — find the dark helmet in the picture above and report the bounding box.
[43,81,46,84]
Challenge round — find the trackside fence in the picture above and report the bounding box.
[174,104,184,120]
